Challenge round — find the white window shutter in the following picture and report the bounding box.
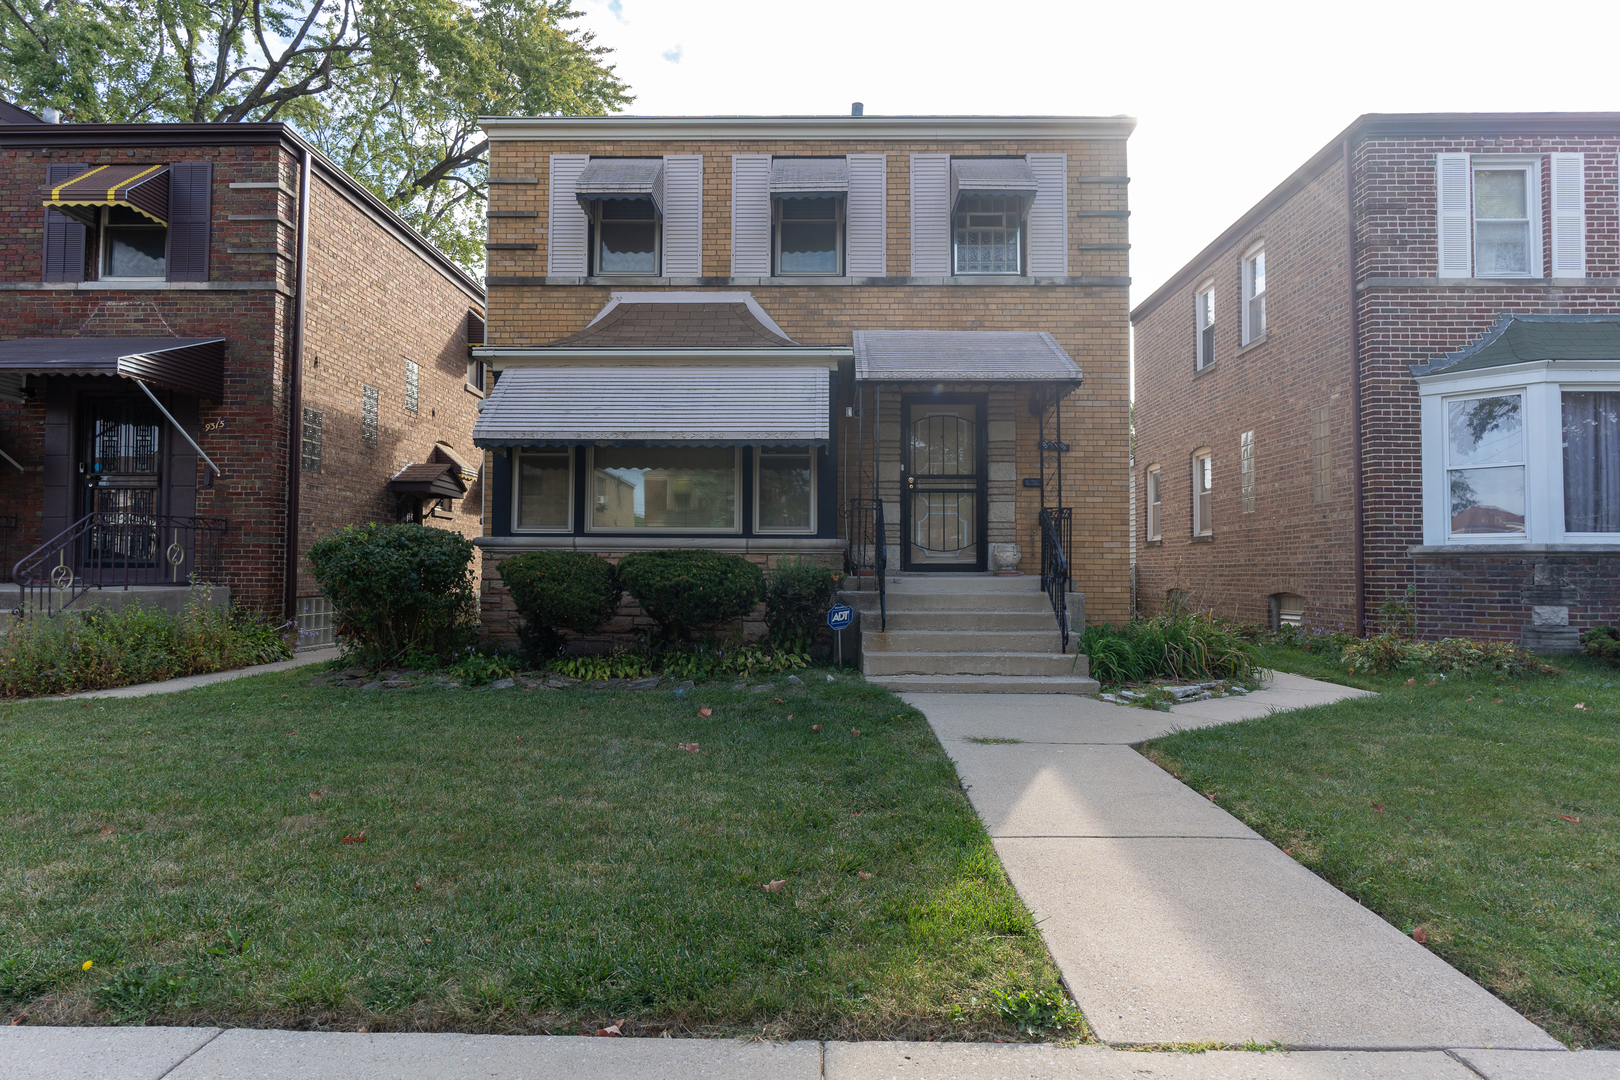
[1550,153,1585,279]
[1025,153,1068,276]
[909,153,951,275]
[547,154,589,276]
[730,154,772,276]
[661,154,703,276]
[845,153,887,276]
[1435,153,1472,279]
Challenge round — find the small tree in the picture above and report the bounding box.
[307,523,476,665]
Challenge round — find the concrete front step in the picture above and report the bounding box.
[842,590,1057,614]
[870,673,1101,696]
[880,574,1042,592]
[864,629,1064,653]
[863,650,1090,678]
[881,610,1058,631]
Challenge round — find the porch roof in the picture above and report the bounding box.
[472,365,830,447]
[541,291,801,349]
[388,461,468,499]
[852,331,1081,384]
[1411,313,1620,378]
[0,336,225,399]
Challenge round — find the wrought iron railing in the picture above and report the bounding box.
[12,513,229,616]
[844,497,887,632]
[1039,506,1072,653]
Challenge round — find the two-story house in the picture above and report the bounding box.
[470,111,1134,689]
[1132,112,1620,651]
[0,104,486,634]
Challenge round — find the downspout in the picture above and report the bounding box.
[282,145,312,621]
[1344,136,1366,636]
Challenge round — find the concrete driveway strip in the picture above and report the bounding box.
[0,1026,221,1080]
[825,1041,1481,1079]
[1449,1049,1620,1079]
[162,1029,823,1080]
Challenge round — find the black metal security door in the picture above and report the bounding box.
[79,396,163,569]
[901,394,987,572]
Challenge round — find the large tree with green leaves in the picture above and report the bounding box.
[0,0,631,273]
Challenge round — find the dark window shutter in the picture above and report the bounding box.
[166,162,212,282]
[43,164,88,283]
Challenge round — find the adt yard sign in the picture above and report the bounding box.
[826,604,853,630]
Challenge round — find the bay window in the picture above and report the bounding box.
[590,446,738,531]
[1445,393,1525,535]
[1562,391,1620,533]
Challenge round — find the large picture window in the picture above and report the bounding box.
[1563,390,1620,534]
[756,448,815,532]
[589,446,739,532]
[513,448,572,532]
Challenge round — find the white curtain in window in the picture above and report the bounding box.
[1563,390,1620,533]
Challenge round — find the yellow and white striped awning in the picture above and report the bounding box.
[42,163,170,226]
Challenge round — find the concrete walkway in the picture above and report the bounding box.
[4,1027,1616,1079]
[70,647,340,699]
[905,674,1569,1053]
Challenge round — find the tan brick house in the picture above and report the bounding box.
[471,112,1133,681]
[0,105,486,631]
[1132,112,1620,651]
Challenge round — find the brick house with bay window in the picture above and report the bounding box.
[0,103,486,631]
[1132,112,1620,651]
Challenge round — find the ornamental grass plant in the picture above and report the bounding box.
[1075,612,1264,685]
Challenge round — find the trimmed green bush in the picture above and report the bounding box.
[1581,625,1620,662]
[499,550,622,656]
[616,549,764,640]
[307,523,476,665]
[1075,612,1263,685]
[764,559,842,651]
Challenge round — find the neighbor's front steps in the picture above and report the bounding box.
[842,573,1098,696]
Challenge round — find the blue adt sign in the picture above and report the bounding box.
[826,604,854,631]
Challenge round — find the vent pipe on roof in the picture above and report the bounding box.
[851,102,863,116]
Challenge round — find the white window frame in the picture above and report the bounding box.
[510,446,574,534]
[590,196,662,277]
[1194,282,1215,370]
[1417,360,1620,547]
[1240,244,1265,345]
[1191,449,1213,536]
[1471,156,1543,280]
[753,446,817,534]
[1145,465,1161,540]
[585,446,742,534]
[1239,430,1255,513]
[99,205,167,280]
[773,194,845,277]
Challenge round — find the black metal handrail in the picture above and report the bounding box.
[12,512,229,616]
[844,497,887,631]
[1039,506,1072,653]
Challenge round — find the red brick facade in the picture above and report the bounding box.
[1133,115,1620,645]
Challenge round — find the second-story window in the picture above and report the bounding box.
[1474,164,1534,277]
[592,197,660,275]
[1241,246,1266,344]
[102,205,166,278]
[1195,284,1215,370]
[774,196,843,275]
[954,194,1023,275]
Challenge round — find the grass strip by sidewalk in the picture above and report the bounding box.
[1143,650,1619,1049]
[0,670,1072,1040]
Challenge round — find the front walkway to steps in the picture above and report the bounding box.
[906,678,1567,1052]
[842,573,1098,695]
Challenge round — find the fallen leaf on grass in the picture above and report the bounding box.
[98,825,114,839]
[762,879,786,893]
[1574,702,1589,711]
[287,730,296,735]
[516,735,524,742]
[1205,792,1216,802]
[1412,927,1428,944]
[309,791,325,802]
[698,706,712,718]
[412,881,422,890]
[1493,698,1504,703]
[1559,814,1581,823]
[787,713,793,721]
[857,871,872,880]
[1466,696,1474,702]
[1373,804,1385,813]
[340,831,367,844]
[678,743,700,754]
[596,1022,622,1037]
[850,728,861,737]
[774,698,785,704]
[812,724,822,732]
[1404,678,1416,685]
[1282,848,1293,856]
[8,1014,25,1025]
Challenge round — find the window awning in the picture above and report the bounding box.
[949,158,1037,214]
[42,163,170,226]
[770,158,848,196]
[0,337,225,399]
[575,158,665,213]
[473,366,830,447]
[853,331,1081,384]
[388,461,469,499]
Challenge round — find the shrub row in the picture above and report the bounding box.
[1075,613,1264,685]
[1341,633,1561,677]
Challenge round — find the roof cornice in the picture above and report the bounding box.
[474,346,850,367]
[479,114,1136,142]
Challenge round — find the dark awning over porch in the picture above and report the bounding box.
[0,337,226,399]
[388,461,469,499]
[852,330,1081,384]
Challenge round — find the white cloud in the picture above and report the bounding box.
[662,45,682,63]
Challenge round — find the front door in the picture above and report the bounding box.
[901,394,986,572]
[79,396,163,570]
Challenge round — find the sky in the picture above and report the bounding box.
[569,0,1620,314]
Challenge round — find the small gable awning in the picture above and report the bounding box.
[43,163,170,226]
[474,365,830,447]
[950,158,1037,214]
[771,158,848,196]
[853,331,1081,384]
[1412,313,1620,378]
[575,158,665,213]
[388,461,469,500]
[0,336,225,399]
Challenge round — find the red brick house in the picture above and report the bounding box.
[1131,112,1620,651]
[0,104,486,632]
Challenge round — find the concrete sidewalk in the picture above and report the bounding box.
[905,675,1567,1053]
[5,1027,1617,1080]
[70,647,340,700]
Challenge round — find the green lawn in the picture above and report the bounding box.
[0,671,1069,1039]
[1142,649,1620,1049]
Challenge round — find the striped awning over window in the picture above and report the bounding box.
[770,158,848,195]
[575,158,665,213]
[949,158,1037,213]
[473,366,830,447]
[42,163,171,226]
